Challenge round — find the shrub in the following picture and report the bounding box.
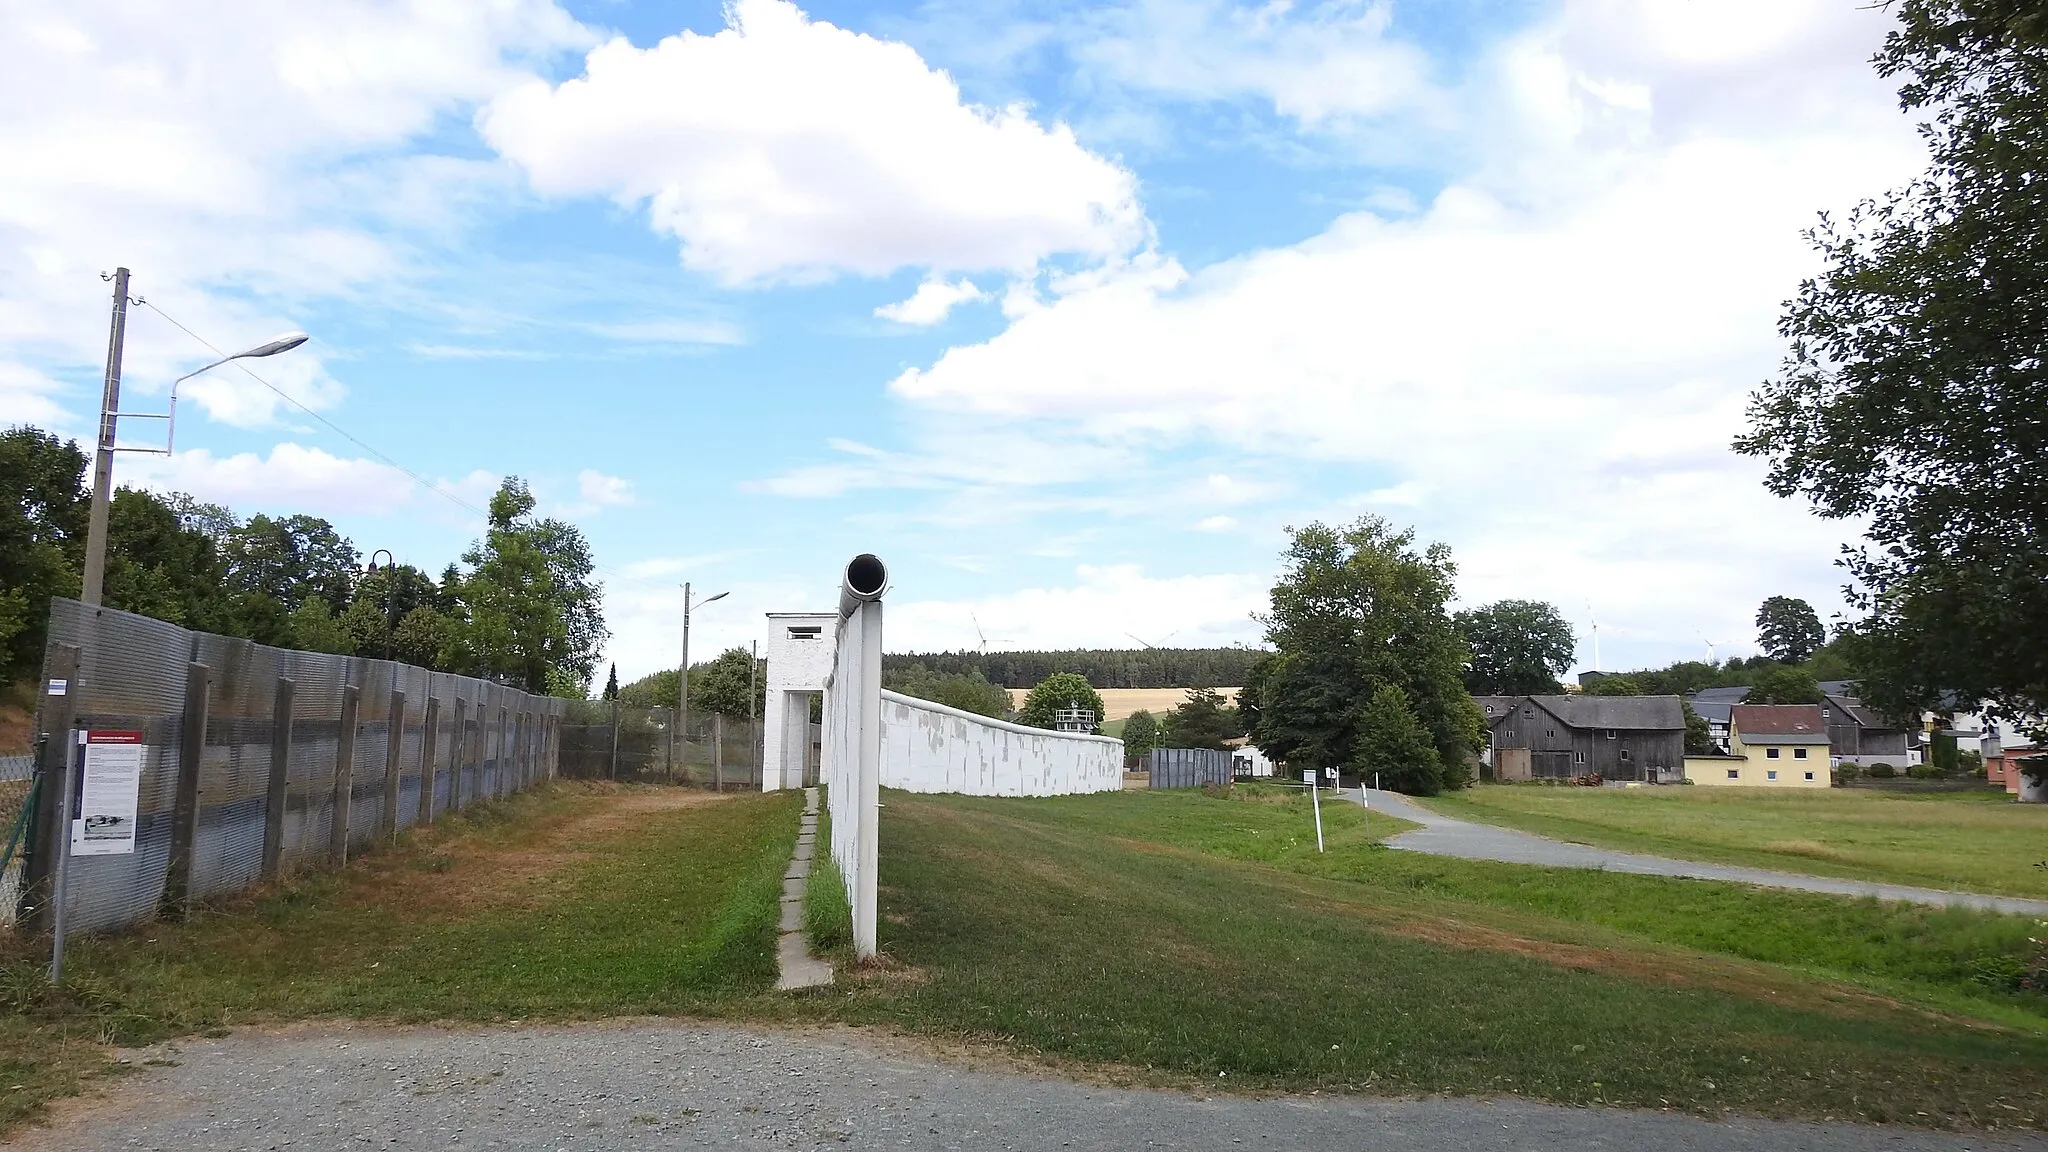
[1866,763,1897,779]
[1835,761,1862,782]
[1907,762,1942,780]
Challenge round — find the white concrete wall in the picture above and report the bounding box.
[880,690,1125,796]
[762,612,838,791]
[821,604,878,956]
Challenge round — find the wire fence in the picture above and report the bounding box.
[6,598,566,940]
[557,702,761,789]
[1147,747,1234,789]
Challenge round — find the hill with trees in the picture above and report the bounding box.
[881,647,1262,689]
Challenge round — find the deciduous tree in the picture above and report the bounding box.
[1755,597,1825,664]
[1745,664,1823,705]
[1249,516,1481,792]
[1017,672,1105,733]
[1737,0,2048,736]
[1454,600,1576,695]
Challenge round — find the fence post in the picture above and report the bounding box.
[330,684,359,867]
[449,699,467,812]
[499,707,510,796]
[382,688,406,840]
[22,645,81,929]
[418,696,440,824]
[163,661,212,916]
[262,676,295,879]
[713,713,725,792]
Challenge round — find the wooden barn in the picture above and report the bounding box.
[1484,695,1686,783]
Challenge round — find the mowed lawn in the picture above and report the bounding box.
[1420,785,2048,899]
[796,787,2048,1130]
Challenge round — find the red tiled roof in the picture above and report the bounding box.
[1730,704,1827,736]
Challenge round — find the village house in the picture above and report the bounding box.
[1696,704,1831,787]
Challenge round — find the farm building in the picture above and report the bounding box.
[1485,695,1685,782]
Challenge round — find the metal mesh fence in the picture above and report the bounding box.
[14,598,566,939]
[558,703,761,788]
[1148,747,1234,789]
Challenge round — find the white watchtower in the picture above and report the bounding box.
[760,612,838,790]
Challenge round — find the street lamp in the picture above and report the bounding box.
[365,549,398,661]
[78,264,309,606]
[679,583,729,785]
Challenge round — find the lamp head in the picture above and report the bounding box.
[242,331,309,359]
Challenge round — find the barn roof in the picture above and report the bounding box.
[1473,696,1524,723]
[1526,695,1685,732]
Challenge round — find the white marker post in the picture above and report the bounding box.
[1361,785,1369,840]
[1303,769,1324,853]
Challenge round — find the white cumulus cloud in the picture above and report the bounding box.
[479,0,1146,284]
[129,443,419,517]
[875,277,990,325]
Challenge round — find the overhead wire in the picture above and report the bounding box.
[137,297,648,593]
[138,299,489,519]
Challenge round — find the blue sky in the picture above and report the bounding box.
[1,0,1925,681]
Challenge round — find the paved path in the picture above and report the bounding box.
[13,1021,2043,1152]
[1355,788,2048,917]
[776,786,833,991]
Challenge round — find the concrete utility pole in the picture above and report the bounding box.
[80,268,131,607]
[678,582,730,786]
[680,581,692,781]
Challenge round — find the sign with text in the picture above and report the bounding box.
[72,730,144,857]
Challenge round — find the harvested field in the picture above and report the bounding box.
[1004,687,1242,722]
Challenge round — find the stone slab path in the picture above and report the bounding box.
[1355,788,2048,917]
[13,1021,2041,1152]
[775,786,833,991]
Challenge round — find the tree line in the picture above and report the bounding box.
[1,426,606,695]
[880,647,1261,689]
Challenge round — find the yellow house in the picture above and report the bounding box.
[1688,704,1830,787]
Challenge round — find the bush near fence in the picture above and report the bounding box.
[7,598,565,939]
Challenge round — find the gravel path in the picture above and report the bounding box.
[13,1020,2043,1152]
[1355,788,2048,917]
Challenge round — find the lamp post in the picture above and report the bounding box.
[679,582,729,785]
[78,265,307,606]
[366,550,398,661]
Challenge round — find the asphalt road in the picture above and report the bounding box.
[13,1021,2043,1152]
[1354,788,2048,917]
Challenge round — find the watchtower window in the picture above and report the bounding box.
[786,626,822,640]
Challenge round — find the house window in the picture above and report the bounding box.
[1726,769,1739,780]
[1619,749,1631,762]
[1546,728,1556,738]
[1766,747,1781,759]
[1804,772,1815,781]
[1523,709,1533,719]
[1574,752,1585,764]
[1604,729,1617,739]
[1794,747,1809,760]
[1768,770,1778,780]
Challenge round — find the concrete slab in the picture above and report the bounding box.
[779,898,803,932]
[774,932,833,990]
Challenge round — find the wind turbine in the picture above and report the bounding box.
[1696,630,1722,664]
[1585,603,1602,673]
[1124,629,1183,650]
[970,611,988,655]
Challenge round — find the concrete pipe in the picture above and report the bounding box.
[839,553,888,617]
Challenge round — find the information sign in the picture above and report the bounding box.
[72,730,144,857]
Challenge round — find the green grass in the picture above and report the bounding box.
[9,779,2048,1134]
[794,788,2048,1128]
[1421,785,2048,899]
[0,782,801,1132]
[805,803,853,965]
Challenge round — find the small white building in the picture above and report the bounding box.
[760,612,838,791]
[1232,744,1276,778]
